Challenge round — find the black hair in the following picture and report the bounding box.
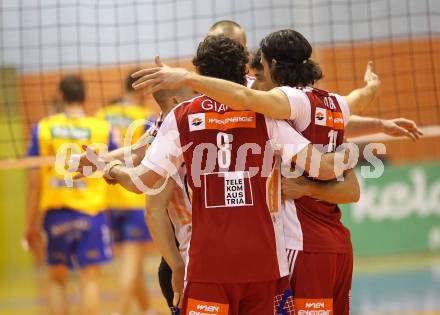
[59,75,85,103]
[250,49,263,71]
[260,29,323,86]
[192,35,248,85]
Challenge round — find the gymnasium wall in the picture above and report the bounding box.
[17,36,440,162]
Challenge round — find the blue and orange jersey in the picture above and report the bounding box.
[96,102,154,210]
[28,112,116,215]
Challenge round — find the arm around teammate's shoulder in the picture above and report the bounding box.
[186,72,292,119]
[131,64,295,119]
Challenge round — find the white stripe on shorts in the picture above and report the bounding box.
[286,249,299,280]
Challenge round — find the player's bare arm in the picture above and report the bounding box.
[342,61,381,115]
[282,169,360,203]
[144,179,185,307]
[102,162,162,195]
[74,130,152,177]
[346,115,423,141]
[24,168,45,262]
[292,143,357,181]
[131,66,292,119]
[132,59,379,121]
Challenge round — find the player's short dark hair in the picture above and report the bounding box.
[250,49,263,71]
[59,75,85,103]
[260,29,323,86]
[209,20,246,43]
[193,35,248,85]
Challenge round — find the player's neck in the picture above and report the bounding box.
[160,102,175,116]
[64,103,85,117]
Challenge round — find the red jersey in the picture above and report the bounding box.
[148,113,193,263]
[279,86,352,253]
[142,95,310,283]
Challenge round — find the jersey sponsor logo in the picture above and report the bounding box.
[314,108,327,126]
[205,111,256,131]
[188,112,256,132]
[204,171,254,208]
[186,298,229,315]
[50,218,91,237]
[49,177,87,189]
[295,298,333,315]
[51,126,91,140]
[104,114,134,127]
[188,113,206,131]
[314,108,344,130]
[331,112,344,130]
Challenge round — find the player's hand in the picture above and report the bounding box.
[104,177,119,185]
[281,176,311,200]
[172,265,185,308]
[154,55,169,68]
[71,145,105,179]
[23,226,45,265]
[364,61,381,89]
[381,118,423,141]
[131,59,190,93]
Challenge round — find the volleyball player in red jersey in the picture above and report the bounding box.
[101,35,357,315]
[128,29,384,315]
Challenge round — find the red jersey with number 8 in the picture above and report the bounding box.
[142,94,310,283]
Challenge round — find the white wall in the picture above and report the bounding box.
[1,0,439,72]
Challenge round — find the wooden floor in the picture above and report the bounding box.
[0,250,439,315]
[0,252,169,315]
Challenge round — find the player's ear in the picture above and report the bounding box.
[271,59,277,67]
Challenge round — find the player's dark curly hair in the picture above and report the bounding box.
[260,29,323,86]
[192,35,248,85]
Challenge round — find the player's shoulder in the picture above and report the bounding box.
[83,114,112,130]
[99,103,145,114]
[39,113,67,125]
[276,85,311,97]
[327,91,348,108]
[171,94,205,114]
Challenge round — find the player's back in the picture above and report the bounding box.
[96,102,153,146]
[172,95,288,283]
[96,102,153,209]
[283,86,351,253]
[32,112,112,215]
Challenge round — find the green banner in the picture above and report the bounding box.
[342,162,440,256]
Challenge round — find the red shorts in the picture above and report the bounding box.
[287,250,353,315]
[181,277,294,315]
